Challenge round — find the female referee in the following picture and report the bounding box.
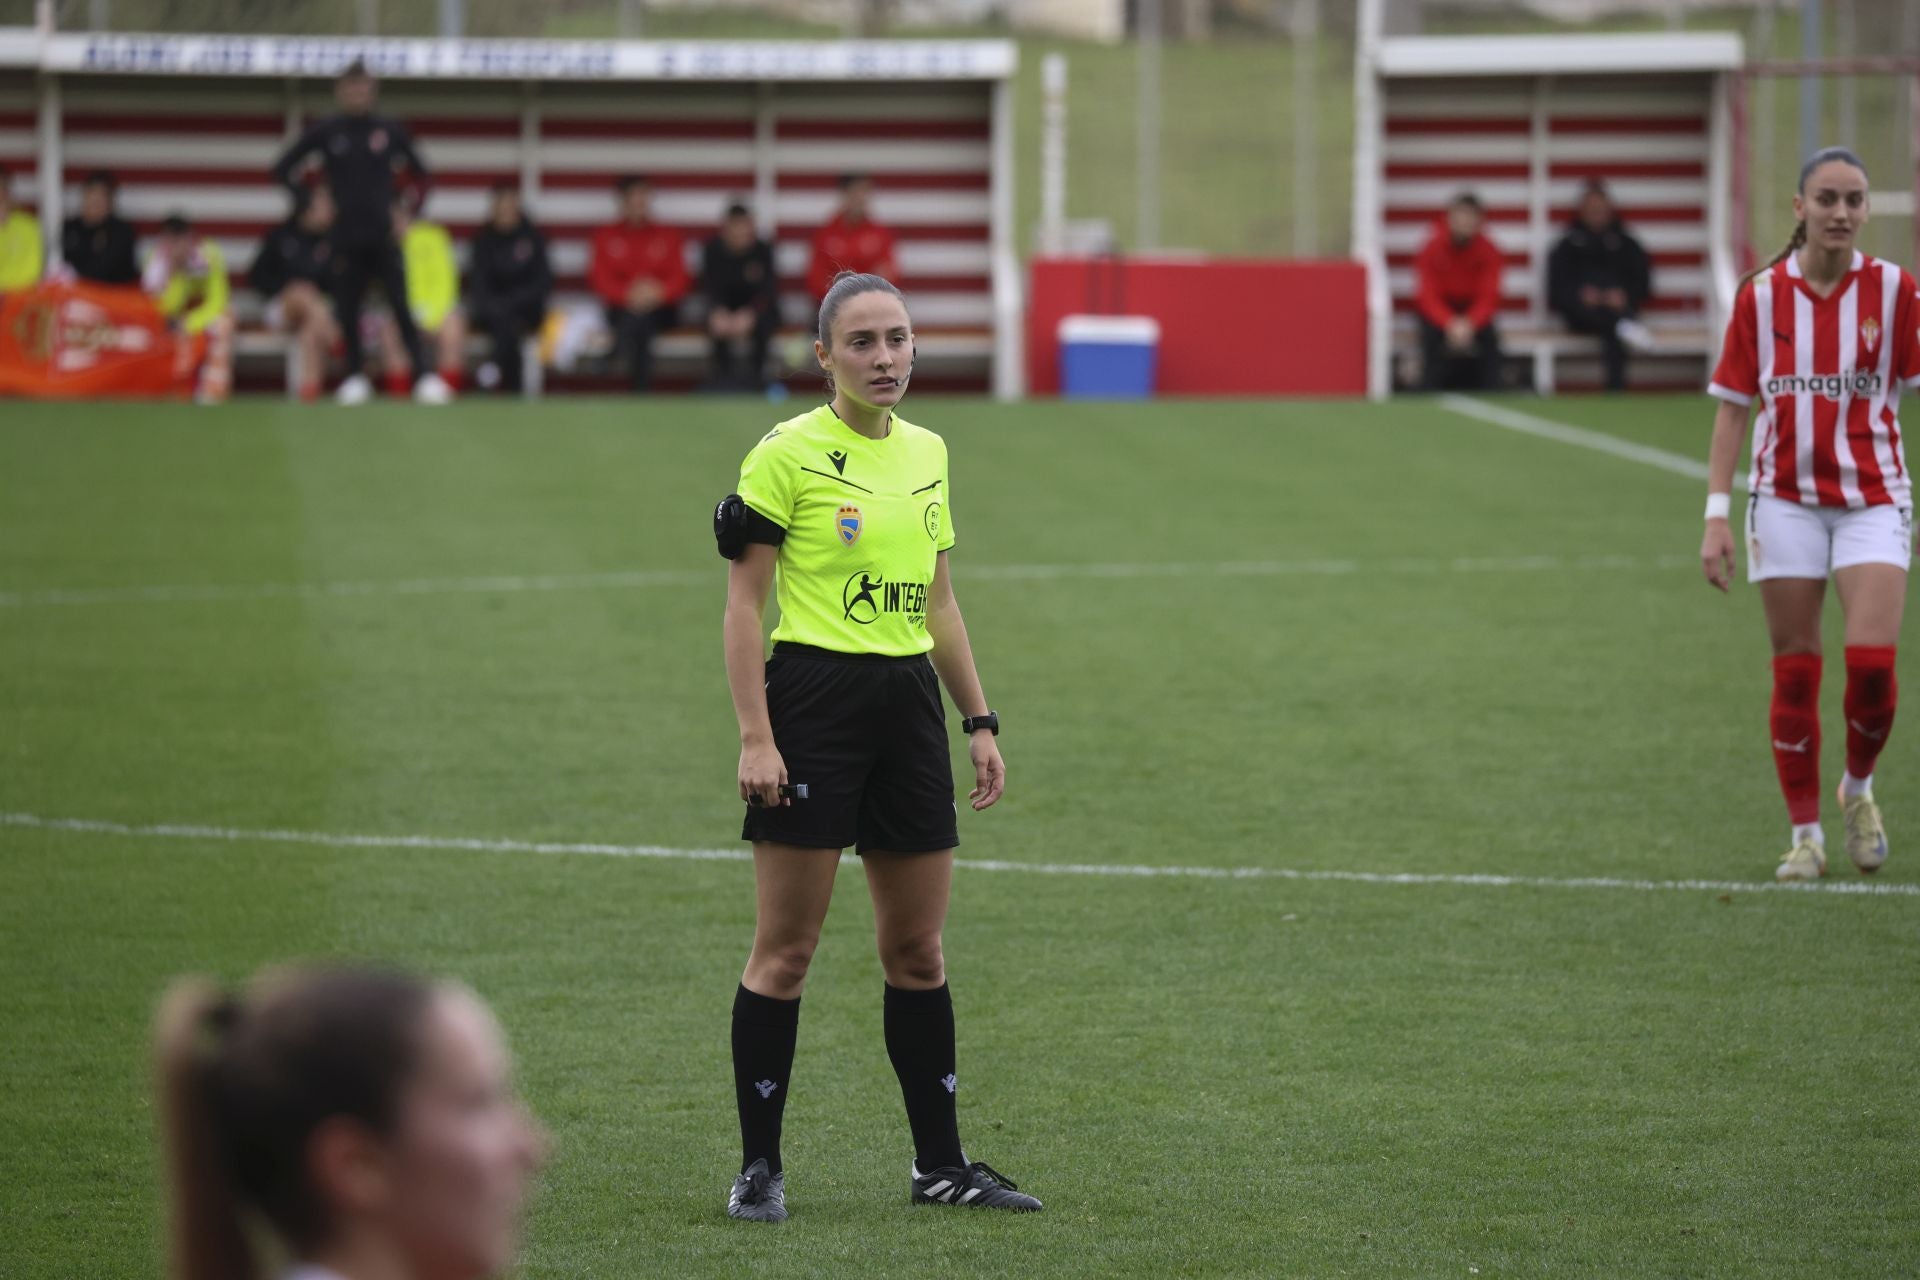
[1701,146,1920,880]
[713,271,1041,1221]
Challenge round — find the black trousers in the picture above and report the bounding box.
[1557,304,1630,391]
[606,302,680,392]
[332,234,425,379]
[707,305,778,390]
[1417,316,1503,392]
[469,296,545,393]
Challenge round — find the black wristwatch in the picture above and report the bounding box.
[961,711,1000,736]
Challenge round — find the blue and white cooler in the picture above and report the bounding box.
[1057,314,1161,399]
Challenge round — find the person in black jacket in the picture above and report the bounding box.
[60,172,139,286]
[700,201,780,391]
[248,186,340,403]
[466,183,552,395]
[1547,181,1656,392]
[270,58,447,405]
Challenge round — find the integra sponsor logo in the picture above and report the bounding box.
[1764,369,1883,400]
[842,571,929,627]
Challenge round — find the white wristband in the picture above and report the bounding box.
[1704,492,1731,521]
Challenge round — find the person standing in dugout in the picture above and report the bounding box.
[271,58,450,406]
[713,271,1041,1221]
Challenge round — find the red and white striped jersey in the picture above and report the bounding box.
[1710,252,1920,509]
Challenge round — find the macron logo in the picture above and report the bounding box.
[1773,737,1811,754]
[754,1079,778,1099]
[1850,720,1889,742]
[941,1073,958,1094]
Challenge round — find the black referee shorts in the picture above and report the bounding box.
[743,642,959,855]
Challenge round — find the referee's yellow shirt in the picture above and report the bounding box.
[738,403,956,657]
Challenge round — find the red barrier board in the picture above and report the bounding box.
[0,282,188,399]
[1027,257,1368,397]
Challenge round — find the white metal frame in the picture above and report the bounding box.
[1352,26,1746,399]
[1351,0,1389,401]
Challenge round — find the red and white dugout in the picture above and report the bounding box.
[0,31,1022,397]
[1351,29,1745,398]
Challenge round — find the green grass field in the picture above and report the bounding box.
[3,392,1917,1278]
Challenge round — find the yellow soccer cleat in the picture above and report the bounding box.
[1838,789,1889,874]
[1775,837,1827,882]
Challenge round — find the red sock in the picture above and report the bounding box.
[1771,653,1822,825]
[298,381,321,404]
[384,371,412,398]
[1843,645,1897,781]
[438,365,464,392]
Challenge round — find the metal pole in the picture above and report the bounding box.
[357,0,378,35]
[1799,0,1822,163]
[618,0,645,39]
[1910,4,1920,271]
[439,0,464,40]
[1836,0,1855,152]
[1137,0,1162,253]
[1291,0,1318,257]
[1352,0,1389,400]
[1040,53,1068,257]
[37,72,62,269]
[1753,1,1776,257]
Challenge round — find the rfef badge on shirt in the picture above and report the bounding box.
[737,404,956,657]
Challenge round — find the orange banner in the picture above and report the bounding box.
[0,281,190,399]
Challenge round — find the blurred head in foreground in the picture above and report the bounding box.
[153,966,545,1280]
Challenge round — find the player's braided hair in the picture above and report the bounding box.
[816,270,909,398]
[1742,146,1868,286]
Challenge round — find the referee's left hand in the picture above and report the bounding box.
[968,733,1005,811]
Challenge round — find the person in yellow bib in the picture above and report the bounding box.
[715,271,1039,1223]
[0,169,44,295]
[380,196,468,395]
[142,213,233,404]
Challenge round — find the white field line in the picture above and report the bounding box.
[4,811,1915,899]
[0,553,1696,609]
[1437,394,1728,483]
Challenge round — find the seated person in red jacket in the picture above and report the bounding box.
[1415,192,1504,391]
[589,175,687,392]
[806,173,898,307]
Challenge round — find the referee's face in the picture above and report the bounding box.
[820,290,913,409]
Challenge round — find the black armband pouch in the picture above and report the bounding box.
[714,493,785,560]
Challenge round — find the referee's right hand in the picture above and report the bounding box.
[740,739,791,807]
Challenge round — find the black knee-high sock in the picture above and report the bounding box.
[883,982,965,1172]
[731,985,800,1175]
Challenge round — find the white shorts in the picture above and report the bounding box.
[1746,494,1913,582]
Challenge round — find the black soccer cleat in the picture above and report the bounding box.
[726,1158,788,1222]
[911,1160,1043,1211]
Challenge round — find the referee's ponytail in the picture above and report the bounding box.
[1743,145,1868,286]
[817,271,907,396]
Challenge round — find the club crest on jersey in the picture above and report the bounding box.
[1861,315,1881,351]
[836,504,863,546]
